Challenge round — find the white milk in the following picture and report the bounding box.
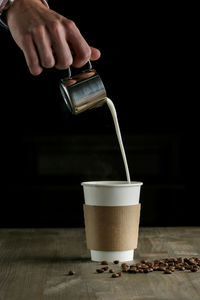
[106,98,131,183]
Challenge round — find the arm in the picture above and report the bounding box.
[2,0,100,75]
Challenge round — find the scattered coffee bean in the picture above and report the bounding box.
[122,267,129,272]
[154,259,160,264]
[188,258,196,265]
[109,269,115,273]
[117,272,122,276]
[101,261,109,265]
[139,269,144,273]
[112,273,120,278]
[128,268,137,273]
[191,267,198,272]
[147,262,154,267]
[175,264,180,269]
[148,268,154,272]
[141,264,149,269]
[96,268,104,273]
[164,269,172,274]
[68,270,75,275]
[141,259,148,264]
[96,256,200,278]
[121,263,128,268]
[177,257,184,264]
[185,265,192,270]
[158,266,166,271]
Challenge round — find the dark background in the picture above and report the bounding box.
[0,2,197,227]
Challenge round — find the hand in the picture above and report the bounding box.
[6,0,101,75]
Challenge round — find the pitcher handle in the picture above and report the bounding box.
[66,61,92,79]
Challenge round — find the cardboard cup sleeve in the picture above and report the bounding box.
[83,204,141,251]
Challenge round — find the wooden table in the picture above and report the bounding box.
[0,227,200,300]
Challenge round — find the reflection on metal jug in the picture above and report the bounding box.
[60,61,107,114]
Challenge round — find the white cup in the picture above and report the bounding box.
[81,181,143,262]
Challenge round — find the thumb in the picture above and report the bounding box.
[90,47,101,61]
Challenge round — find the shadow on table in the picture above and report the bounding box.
[1,255,91,264]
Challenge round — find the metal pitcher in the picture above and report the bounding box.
[60,62,107,114]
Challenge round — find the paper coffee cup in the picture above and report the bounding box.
[81,181,143,262]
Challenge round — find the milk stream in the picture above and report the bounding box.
[106,98,131,183]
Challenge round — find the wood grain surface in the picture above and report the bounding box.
[0,227,200,300]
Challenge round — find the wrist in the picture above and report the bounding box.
[0,0,48,26]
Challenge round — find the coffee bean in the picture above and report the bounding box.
[141,264,149,269]
[188,259,196,265]
[114,260,119,264]
[112,273,120,278]
[135,269,140,273]
[117,272,122,276]
[185,265,192,270]
[101,261,109,265]
[148,268,154,272]
[144,269,149,273]
[164,269,172,274]
[68,270,75,275]
[109,269,115,273]
[147,262,154,267]
[175,264,181,269]
[154,259,160,264]
[191,267,198,272]
[158,266,166,271]
[122,267,129,272]
[96,268,104,273]
[141,259,148,264]
[139,269,144,273]
[178,266,185,271]
[168,258,176,262]
[128,267,137,274]
[129,266,136,270]
[159,260,165,265]
[102,266,109,271]
[159,263,168,267]
[177,257,184,264]
[121,263,128,268]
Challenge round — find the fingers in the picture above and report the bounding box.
[49,21,73,69]
[64,20,101,67]
[64,20,91,68]
[21,35,43,76]
[21,19,101,75]
[32,25,55,69]
[54,19,101,68]
[90,47,101,61]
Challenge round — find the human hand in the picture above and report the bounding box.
[6,0,101,75]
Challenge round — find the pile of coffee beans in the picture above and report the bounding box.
[95,257,200,278]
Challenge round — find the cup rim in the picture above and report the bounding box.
[81,181,143,187]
